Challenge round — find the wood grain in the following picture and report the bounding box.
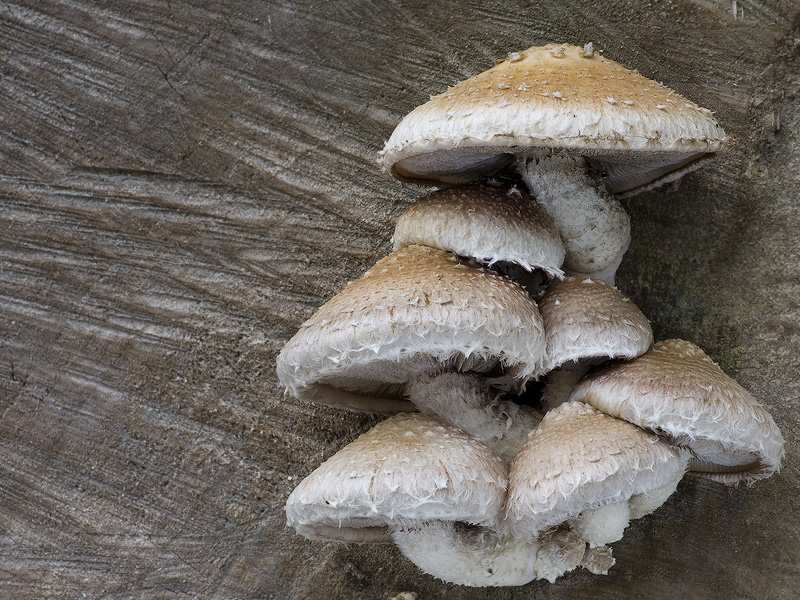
[1,1,798,598]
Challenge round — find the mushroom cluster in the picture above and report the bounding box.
[278,43,784,587]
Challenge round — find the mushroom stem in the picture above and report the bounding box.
[405,370,541,463]
[541,360,594,411]
[567,502,631,548]
[517,153,631,285]
[391,522,586,586]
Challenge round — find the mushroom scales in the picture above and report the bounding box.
[276,244,545,411]
[285,413,508,543]
[380,43,727,193]
[278,41,783,589]
[505,402,689,548]
[537,276,653,409]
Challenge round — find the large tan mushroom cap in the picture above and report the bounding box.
[379,43,727,196]
[285,413,507,543]
[540,277,653,371]
[505,402,688,545]
[276,244,547,414]
[393,183,565,279]
[570,339,785,485]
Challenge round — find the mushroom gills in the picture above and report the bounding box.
[592,152,715,197]
[394,150,514,183]
[294,523,393,543]
[316,352,507,413]
[688,457,763,474]
[684,438,763,472]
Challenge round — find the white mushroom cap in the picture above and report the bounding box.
[505,402,688,547]
[277,244,547,414]
[285,413,507,543]
[538,277,652,410]
[540,277,653,372]
[379,43,727,197]
[569,339,785,485]
[393,182,565,279]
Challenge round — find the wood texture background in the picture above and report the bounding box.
[1,1,798,598]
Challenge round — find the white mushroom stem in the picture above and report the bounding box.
[542,355,619,411]
[567,463,686,548]
[391,522,586,586]
[517,153,631,285]
[541,361,594,411]
[405,370,541,463]
[567,233,630,287]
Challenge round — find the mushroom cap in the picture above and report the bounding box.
[539,277,653,371]
[285,413,508,542]
[569,339,785,485]
[379,43,727,196]
[393,182,565,278]
[277,244,548,414]
[505,402,687,542]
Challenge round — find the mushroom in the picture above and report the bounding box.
[393,182,565,291]
[379,43,727,283]
[569,339,785,485]
[537,277,653,410]
[505,402,689,551]
[276,244,546,461]
[286,413,586,586]
[286,413,507,543]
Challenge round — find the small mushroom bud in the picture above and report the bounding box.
[538,277,653,410]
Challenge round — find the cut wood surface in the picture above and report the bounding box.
[1,1,798,598]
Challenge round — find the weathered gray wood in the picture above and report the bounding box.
[0,1,798,598]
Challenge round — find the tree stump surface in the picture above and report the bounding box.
[1,1,798,598]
